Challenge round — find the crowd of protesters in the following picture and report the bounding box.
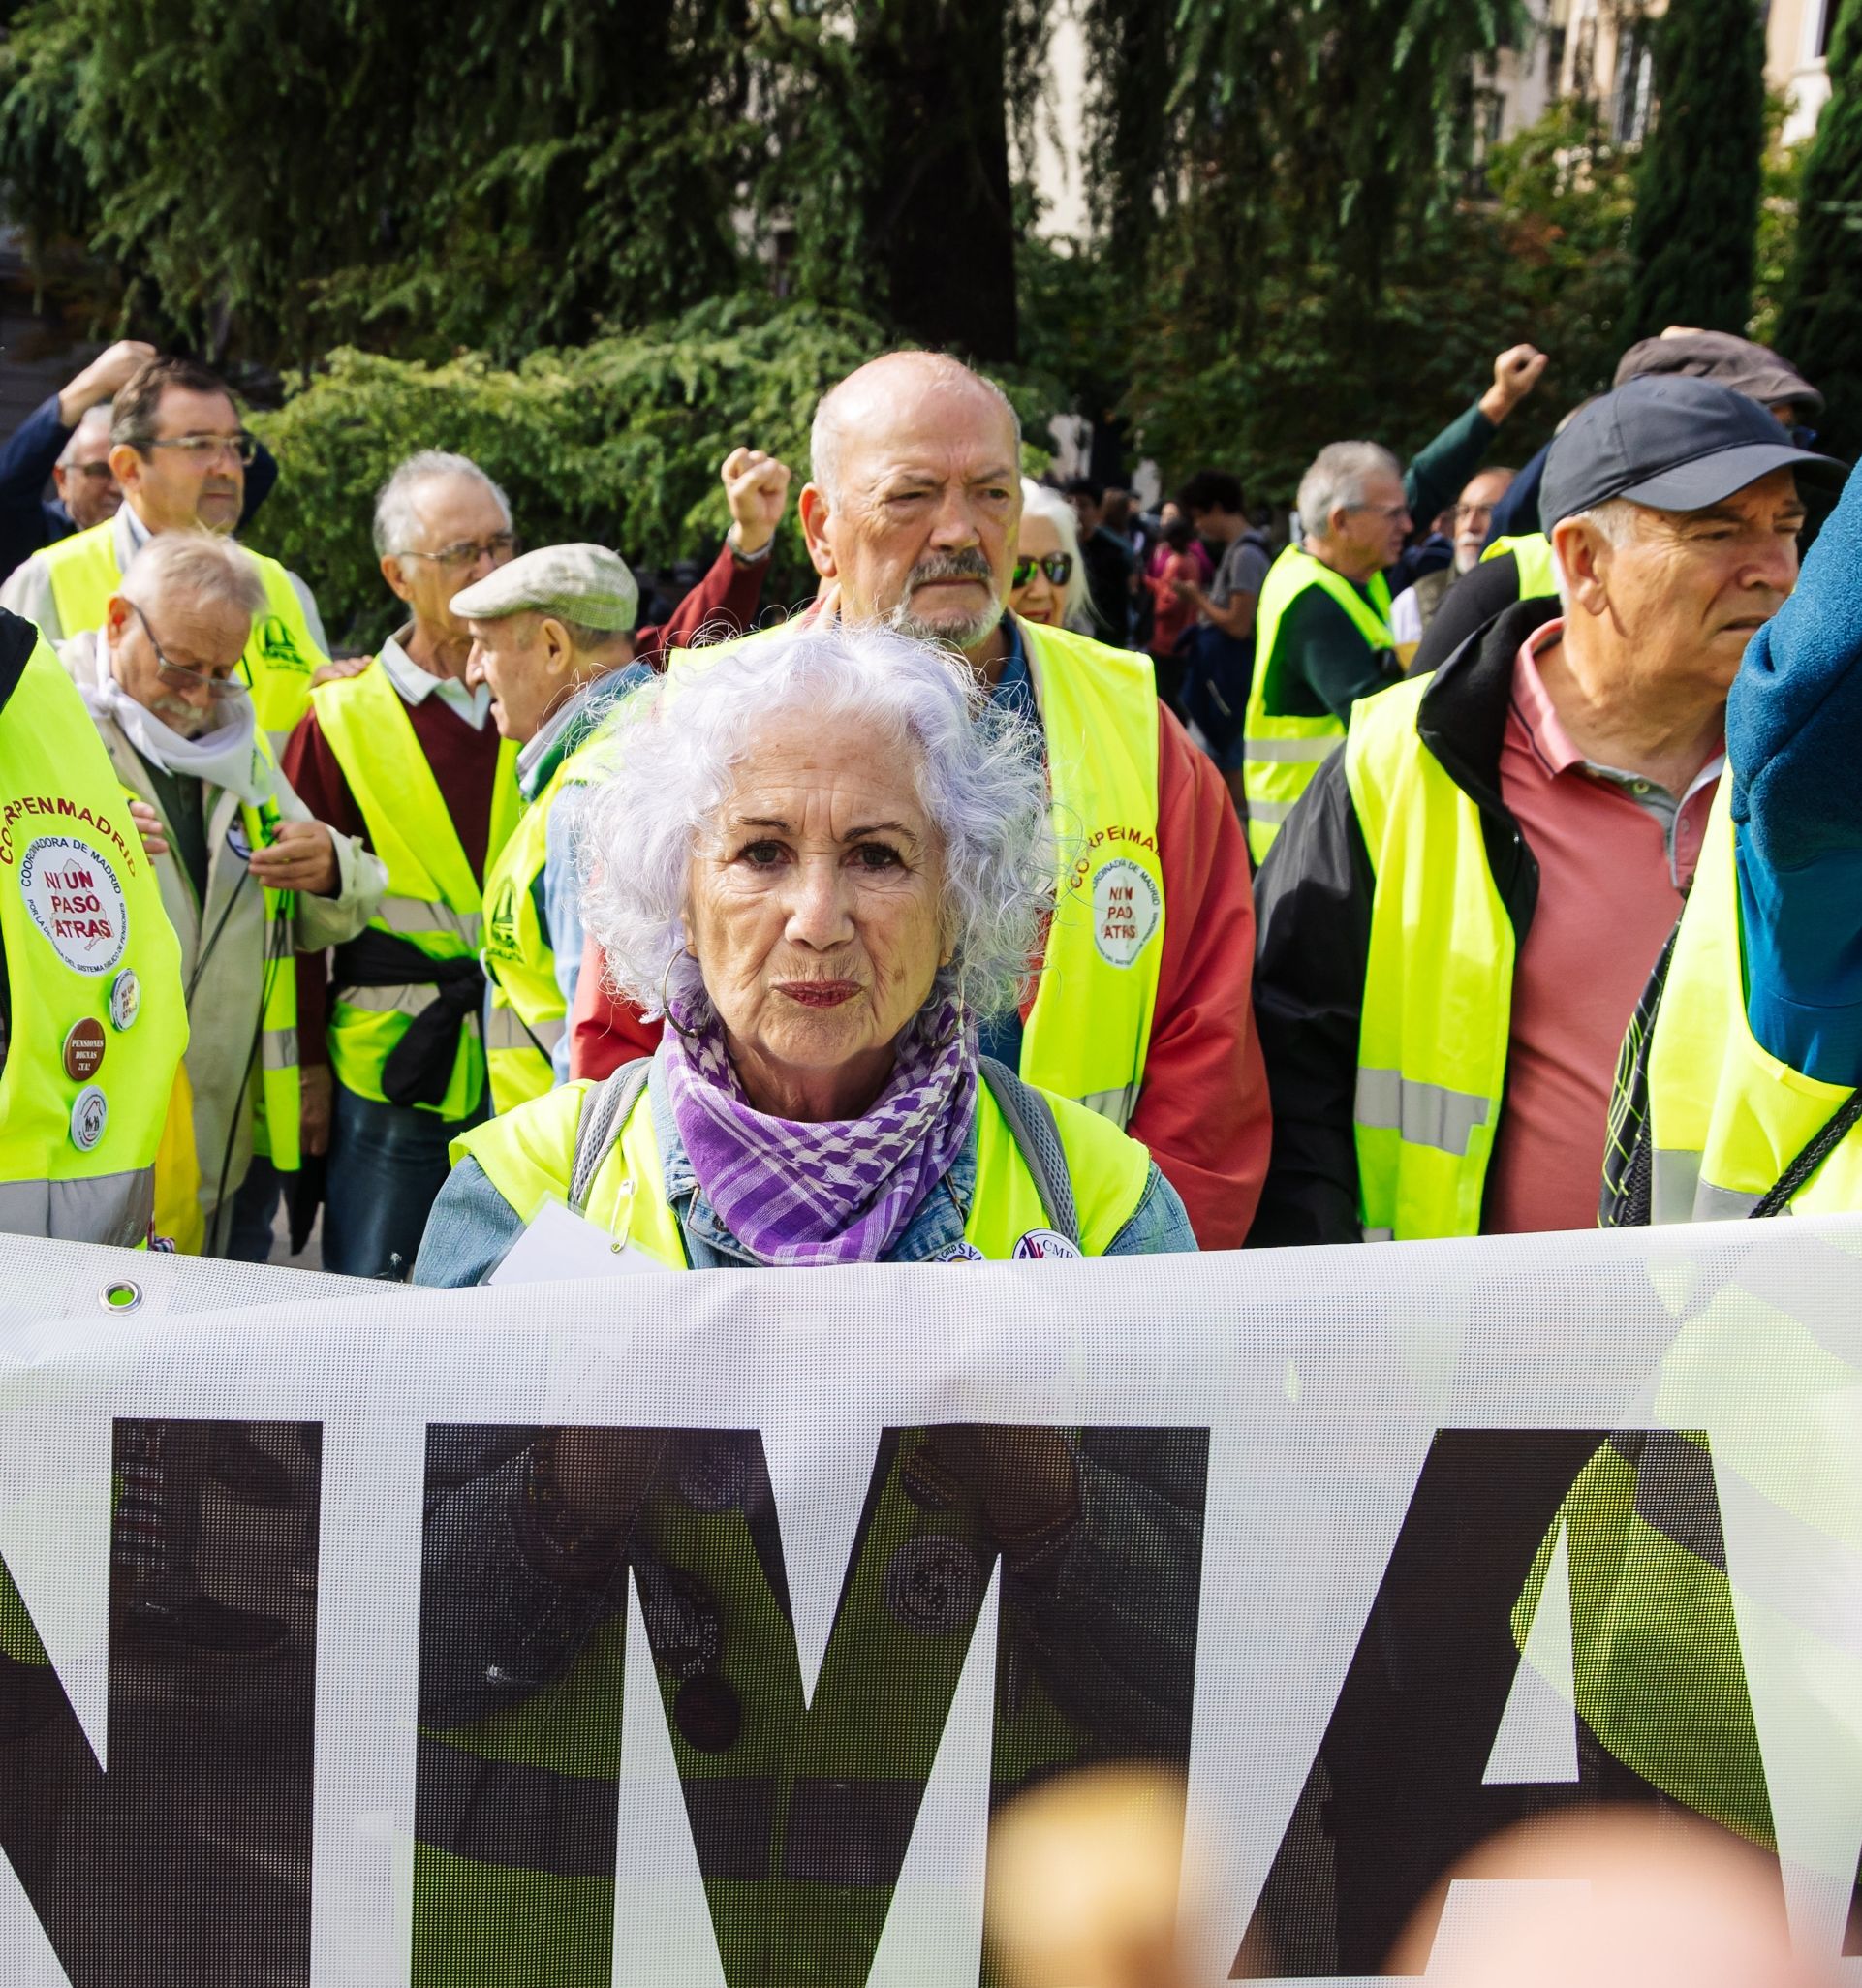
[0,323,1855,1975]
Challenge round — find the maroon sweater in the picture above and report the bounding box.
[286,543,767,1072]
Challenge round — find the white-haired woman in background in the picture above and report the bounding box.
[1007,480,1092,635]
[414,621,1193,1285]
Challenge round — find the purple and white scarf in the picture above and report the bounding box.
[661,995,978,1266]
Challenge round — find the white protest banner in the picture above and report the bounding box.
[0,1216,1858,1988]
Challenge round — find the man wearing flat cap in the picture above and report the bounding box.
[453,544,647,1112]
[1251,374,1843,1250]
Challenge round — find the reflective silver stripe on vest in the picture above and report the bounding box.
[415,1736,775,1881]
[1693,1178,1764,1223]
[333,982,442,1019]
[1076,1084,1137,1130]
[0,1169,153,1247]
[1607,1429,1727,1573]
[382,898,481,947]
[484,1007,566,1053]
[1650,1147,1704,1226]
[261,1027,298,1072]
[1243,798,1294,825]
[1240,735,1342,764]
[1361,1226,1394,1243]
[1353,1068,1491,1158]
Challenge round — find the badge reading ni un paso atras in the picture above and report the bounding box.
[20,837,128,976]
[1092,856,1161,968]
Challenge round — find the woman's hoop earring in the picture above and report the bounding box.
[659,947,700,1039]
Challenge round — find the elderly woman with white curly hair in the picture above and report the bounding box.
[414,621,1194,1283]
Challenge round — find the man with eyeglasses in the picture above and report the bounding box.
[283,445,790,1276]
[0,355,326,743]
[61,530,382,1267]
[1238,347,1546,859]
[0,341,284,586]
[1387,467,1516,660]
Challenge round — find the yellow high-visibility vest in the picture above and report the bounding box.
[38,517,326,740]
[310,663,518,1121]
[0,637,189,1244]
[1243,547,1392,861]
[1343,671,1513,1241]
[1480,531,1559,601]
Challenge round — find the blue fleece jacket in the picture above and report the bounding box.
[1725,457,1862,1084]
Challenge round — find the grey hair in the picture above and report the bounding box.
[118,529,267,625]
[1017,480,1093,635]
[1298,441,1402,540]
[56,403,112,469]
[810,353,1022,505]
[576,621,1055,1023]
[1550,498,1643,606]
[372,450,511,559]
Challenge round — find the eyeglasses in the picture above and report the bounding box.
[62,462,115,483]
[1348,503,1411,523]
[126,601,247,700]
[1012,552,1074,589]
[1454,502,1498,526]
[401,531,519,571]
[142,431,260,467]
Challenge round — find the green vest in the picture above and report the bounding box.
[658,618,1166,1133]
[0,636,189,1248]
[310,663,519,1120]
[1243,547,1393,861]
[481,723,614,1116]
[1479,531,1559,601]
[419,1066,1152,1985]
[1343,673,1513,1241]
[38,517,326,742]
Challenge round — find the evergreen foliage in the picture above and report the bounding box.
[1778,0,1862,463]
[1624,0,1766,339]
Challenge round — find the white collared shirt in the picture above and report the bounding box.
[377,626,492,729]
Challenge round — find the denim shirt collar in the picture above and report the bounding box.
[644,1048,978,1269]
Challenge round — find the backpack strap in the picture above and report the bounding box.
[570,1060,652,1215]
[978,1059,1080,1250]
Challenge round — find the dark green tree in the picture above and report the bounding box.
[1777,0,1862,462]
[1624,0,1766,339]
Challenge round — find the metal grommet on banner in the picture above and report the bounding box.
[883,1536,982,1635]
[99,1280,142,1314]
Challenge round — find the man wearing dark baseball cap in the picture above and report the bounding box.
[1251,374,1841,1251]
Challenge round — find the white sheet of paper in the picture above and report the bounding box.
[487,1197,669,1285]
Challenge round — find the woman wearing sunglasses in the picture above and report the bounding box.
[1009,481,1092,634]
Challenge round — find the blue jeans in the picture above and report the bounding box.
[322,1084,483,1281]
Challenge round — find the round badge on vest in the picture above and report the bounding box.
[19,836,129,977]
[109,969,140,1032]
[226,817,253,863]
[672,1673,742,1755]
[932,1239,985,1263]
[1091,857,1162,968]
[62,1017,106,1081]
[883,1535,983,1636]
[69,1085,108,1152]
[1012,1228,1082,1261]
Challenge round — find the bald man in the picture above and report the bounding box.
[571,351,1271,1249]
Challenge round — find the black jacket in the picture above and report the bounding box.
[1249,596,1561,1247]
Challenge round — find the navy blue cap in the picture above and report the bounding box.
[1539,375,1844,535]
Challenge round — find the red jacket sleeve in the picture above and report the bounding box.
[635,544,768,669]
[1128,706,1271,1248]
[569,929,664,1078]
[280,707,363,1072]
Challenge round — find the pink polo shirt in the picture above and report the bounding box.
[1482,622,1722,1235]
